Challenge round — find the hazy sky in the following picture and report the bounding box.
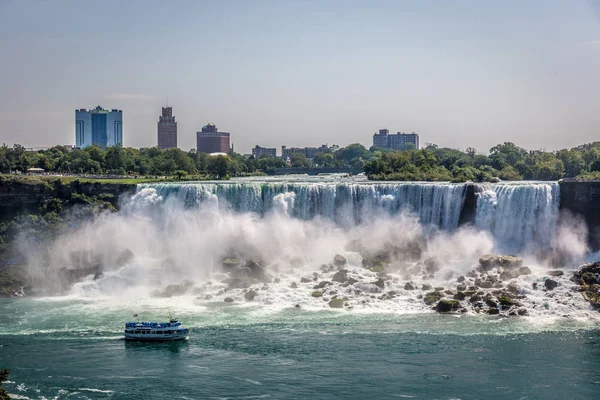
[0,0,599,154]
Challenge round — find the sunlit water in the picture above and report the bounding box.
[2,176,599,399]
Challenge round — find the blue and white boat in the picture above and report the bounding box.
[124,318,189,341]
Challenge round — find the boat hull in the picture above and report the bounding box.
[124,331,189,341]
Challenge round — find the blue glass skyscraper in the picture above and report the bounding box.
[75,106,123,148]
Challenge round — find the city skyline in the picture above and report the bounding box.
[1,1,600,153]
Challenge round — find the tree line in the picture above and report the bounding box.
[1,141,600,181]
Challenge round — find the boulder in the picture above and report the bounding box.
[290,282,298,289]
[487,307,500,315]
[334,254,347,266]
[435,299,460,313]
[424,257,440,274]
[244,290,258,301]
[245,260,271,282]
[453,292,466,301]
[469,294,482,303]
[421,283,433,291]
[479,281,493,289]
[332,269,349,283]
[224,297,234,303]
[373,279,386,290]
[328,298,344,308]
[158,280,193,297]
[547,270,564,277]
[485,298,498,308]
[507,283,520,295]
[300,277,312,283]
[311,290,323,298]
[424,291,444,305]
[545,279,558,290]
[222,257,242,269]
[479,254,522,271]
[498,295,516,307]
[456,284,467,291]
[518,266,532,276]
[404,282,416,290]
[456,275,466,283]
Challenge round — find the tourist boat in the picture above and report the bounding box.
[123,318,189,341]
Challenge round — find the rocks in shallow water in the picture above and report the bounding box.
[317,281,330,289]
[422,283,433,291]
[435,299,460,313]
[469,294,482,303]
[453,292,466,301]
[334,254,347,266]
[572,262,600,308]
[373,279,386,290]
[498,295,516,307]
[485,298,498,308]
[222,257,242,269]
[487,307,500,315]
[547,270,564,277]
[244,290,258,301]
[332,269,348,283]
[224,297,234,303]
[507,283,520,295]
[479,254,522,271]
[456,284,467,291]
[424,257,440,274]
[519,266,532,275]
[156,280,193,297]
[545,279,558,290]
[328,298,344,308]
[424,291,444,305]
[404,282,416,290]
[311,290,323,298]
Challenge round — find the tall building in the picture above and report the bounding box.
[157,106,177,149]
[372,129,419,150]
[75,106,123,148]
[196,123,231,153]
[252,145,277,158]
[281,145,329,160]
[372,129,389,148]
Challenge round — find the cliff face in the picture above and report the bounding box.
[559,180,600,250]
[0,177,136,219]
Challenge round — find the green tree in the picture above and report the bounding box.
[499,165,523,181]
[290,153,311,168]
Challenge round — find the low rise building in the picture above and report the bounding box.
[281,144,329,160]
[252,145,277,158]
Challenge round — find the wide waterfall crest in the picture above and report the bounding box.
[136,180,468,229]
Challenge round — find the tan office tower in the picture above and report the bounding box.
[157,107,177,149]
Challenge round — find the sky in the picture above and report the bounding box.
[0,0,599,154]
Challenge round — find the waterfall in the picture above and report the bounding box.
[474,182,559,252]
[137,180,468,230]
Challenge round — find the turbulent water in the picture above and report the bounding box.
[2,176,600,399]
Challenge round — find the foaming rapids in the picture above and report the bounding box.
[23,179,599,325]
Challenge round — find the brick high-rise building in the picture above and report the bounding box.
[157,107,177,149]
[372,129,419,150]
[196,123,231,154]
